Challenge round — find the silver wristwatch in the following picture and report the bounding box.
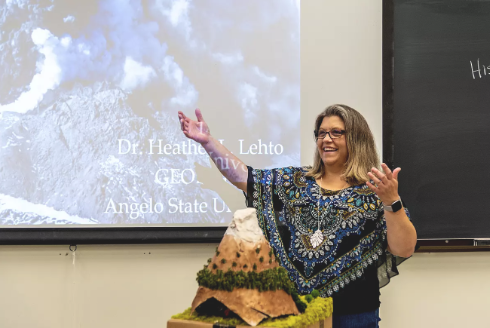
[383,198,403,212]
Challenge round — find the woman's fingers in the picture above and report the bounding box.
[178,112,186,131]
[381,163,393,180]
[366,181,378,192]
[178,110,209,144]
[178,111,188,120]
[371,168,388,184]
[195,108,204,122]
[367,172,381,185]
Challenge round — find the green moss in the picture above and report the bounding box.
[311,289,320,299]
[207,258,212,264]
[212,263,217,270]
[171,296,333,328]
[221,258,227,264]
[253,263,257,271]
[232,262,237,267]
[269,258,272,264]
[255,248,260,254]
[259,256,264,263]
[236,252,241,258]
[243,264,248,269]
[304,295,313,303]
[196,266,294,294]
[260,296,333,328]
[171,308,245,326]
[291,290,307,313]
[269,249,273,257]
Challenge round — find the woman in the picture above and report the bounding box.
[178,104,417,328]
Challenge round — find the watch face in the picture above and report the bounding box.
[392,200,403,212]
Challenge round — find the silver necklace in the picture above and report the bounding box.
[310,176,348,249]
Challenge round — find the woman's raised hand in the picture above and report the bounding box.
[366,163,401,205]
[178,109,211,145]
[178,108,248,192]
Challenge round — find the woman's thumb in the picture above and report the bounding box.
[393,167,401,180]
[195,108,205,122]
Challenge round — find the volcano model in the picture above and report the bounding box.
[191,208,302,326]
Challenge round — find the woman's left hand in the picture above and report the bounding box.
[366,163,401,205]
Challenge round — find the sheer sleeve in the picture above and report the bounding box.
[242,165,287,241]
[376,202,419,289]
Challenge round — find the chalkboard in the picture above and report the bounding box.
[385,0,490,240]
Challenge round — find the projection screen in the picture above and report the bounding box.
[0,0,300,241]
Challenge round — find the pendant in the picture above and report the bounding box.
[310,229,324,248]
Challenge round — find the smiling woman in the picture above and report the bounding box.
[307,104,380,189]
[245,104,417,327]
[179,104,417,328]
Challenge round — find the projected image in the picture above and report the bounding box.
[0,0,300,226]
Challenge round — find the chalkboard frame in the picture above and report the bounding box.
[382,0,489,252]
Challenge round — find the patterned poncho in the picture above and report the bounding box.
[246,165,412,303]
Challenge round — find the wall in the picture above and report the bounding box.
[301,0,383,165]
[1,1,489,328]
[0,244,217,328]
[1,244,490,328]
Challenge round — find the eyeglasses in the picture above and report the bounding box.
[316,129,346,140]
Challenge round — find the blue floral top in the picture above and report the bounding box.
[245,166,413,315]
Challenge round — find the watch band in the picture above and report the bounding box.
[384,198,403,212]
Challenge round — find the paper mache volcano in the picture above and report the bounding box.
[171,208,333,328]
[192,208,299,325]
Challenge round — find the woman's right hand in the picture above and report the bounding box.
[178,108,248,192]
[178,109,211,145]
